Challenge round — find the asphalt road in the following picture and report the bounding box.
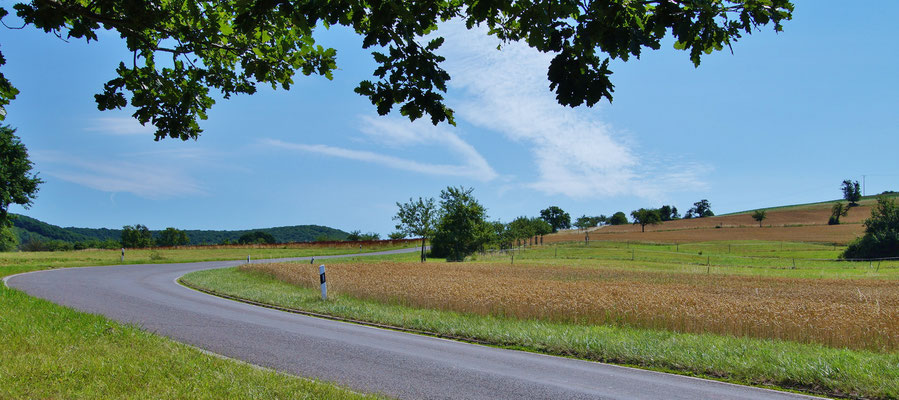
[7,248,820,400]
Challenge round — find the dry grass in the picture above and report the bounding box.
[244,261,899,352]
[547,201,873,245]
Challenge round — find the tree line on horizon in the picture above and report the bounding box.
[4,214,351,251]
[393,188,725,261]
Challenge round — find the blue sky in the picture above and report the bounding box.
[4,1,898,235]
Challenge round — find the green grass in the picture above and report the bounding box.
[0,251,397,399]
[476,240,899,279]
[0,243,414,277]
[182,266,899,399]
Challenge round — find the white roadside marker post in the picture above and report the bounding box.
[121,248,125,263]
[247,255,250,264]
[319,265,327,300]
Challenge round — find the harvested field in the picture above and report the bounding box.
[243,261,899,352]
[544,199,883,245]
[547,223,864,245]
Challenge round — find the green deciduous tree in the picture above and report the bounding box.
[0,226,17,251]
[751,209,767,227]
[121,224,153,248]
[842,179,862,206]
[609,211,628,225]
[157,227,190,247]
[686,199,714,218]
[388,231,406,240]
[843,196,899,259]
[1,1,792,140]
[658,205,679,221]
[829,202,848,225]
[630,208,661,232]
[430,186,491,261]
[359,232,380,241]
[539,206,570,233]
[345,230,362,241]
[0,125,42,227]
[394,196,437,262]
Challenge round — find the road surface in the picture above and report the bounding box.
[7,249,819,399]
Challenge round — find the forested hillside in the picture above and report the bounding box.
[10,214,349,247]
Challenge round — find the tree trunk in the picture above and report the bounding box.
[420,237,426,262]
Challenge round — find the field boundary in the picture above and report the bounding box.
[176,276,494,345]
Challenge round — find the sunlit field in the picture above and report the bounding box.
[243,240,899,352]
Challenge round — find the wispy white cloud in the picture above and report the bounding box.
[434,22,708,199]
[85,117,154,136]
[31,151,206,199]
[261,136,498,181]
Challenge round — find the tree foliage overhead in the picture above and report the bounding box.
[0,125,42,227]
[2,1,793,140]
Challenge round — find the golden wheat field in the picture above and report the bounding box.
[244,261,899,351]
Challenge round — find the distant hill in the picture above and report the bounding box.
[10,214,349,246]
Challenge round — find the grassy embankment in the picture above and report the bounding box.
[1,244,408,399]
[181,241,899,399]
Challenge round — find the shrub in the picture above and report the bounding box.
[843,196,899,259]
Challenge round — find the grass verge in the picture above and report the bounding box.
[1,271,385,399]
[0,244,415,276]
[181,267,899,400]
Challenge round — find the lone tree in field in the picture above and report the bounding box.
[829,202,849,225]
[1,1,793,140]
[394,197,437,262]
[630,208,661,232]
[751,209,767,227]
[843,196,899,259]
[430,186,492,261]
[842,180,862,206]
[540,206,571,233]
[0,125,42,228]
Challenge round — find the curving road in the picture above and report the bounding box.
[7,249,820,400]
